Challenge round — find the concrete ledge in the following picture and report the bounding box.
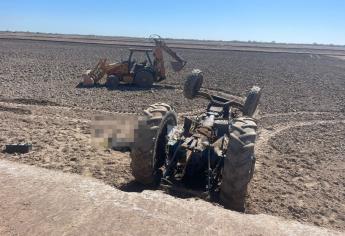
[0,160,340,236]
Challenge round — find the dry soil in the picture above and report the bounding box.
[0,38,344,231]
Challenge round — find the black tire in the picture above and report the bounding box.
[105,75,119,90]
[184,69,203,99]
[243,86,261,117]
[134,70,154,88]
[220,117,257,212]
[130,103,177,185]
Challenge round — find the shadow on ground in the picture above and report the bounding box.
[76,82,177,91]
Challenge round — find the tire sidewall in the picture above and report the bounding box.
[134,70,154,88]
[106,75,119,90]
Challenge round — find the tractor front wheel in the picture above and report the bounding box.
[243,86,261,117]
[184,69,203,99]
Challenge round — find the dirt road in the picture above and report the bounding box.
[0,159,340,236]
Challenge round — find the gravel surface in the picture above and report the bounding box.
[0,38,344,231]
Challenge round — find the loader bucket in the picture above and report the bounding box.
[170,60,187,72]
[81,59,108,87]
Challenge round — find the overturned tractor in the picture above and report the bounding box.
[130,69,261,211]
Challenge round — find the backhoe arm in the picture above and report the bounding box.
[159,38,187,66]
[156,39,186,67]
[152,37,187,81]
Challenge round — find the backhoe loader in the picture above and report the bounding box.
[81,35,187,89]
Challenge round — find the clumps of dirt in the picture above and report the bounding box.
[0,105,31,115]
[248,118,345,230]
[1,98,60,106]
[1,38,345,231]
[0,39,345,114]
[0,103,133,188]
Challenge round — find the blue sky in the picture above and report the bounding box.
[0,0,344,45]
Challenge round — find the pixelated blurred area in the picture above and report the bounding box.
[91,114,144,150]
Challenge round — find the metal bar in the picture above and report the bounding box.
[163,142,182,178]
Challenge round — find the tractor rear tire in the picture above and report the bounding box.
[130,103,177,185]
[134,70,154,88]
[243,86,261,117]
[220,117,257,212]
[184,69,203,99]
[105,75,119,90]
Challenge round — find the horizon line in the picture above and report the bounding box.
[1,30,345,47]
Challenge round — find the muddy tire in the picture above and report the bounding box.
[184,69,203,99]
[220,117,257,212]
[243,86,261,117]
[134,70,154,88]
[130,103,177,185]
[105,75,119,90]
